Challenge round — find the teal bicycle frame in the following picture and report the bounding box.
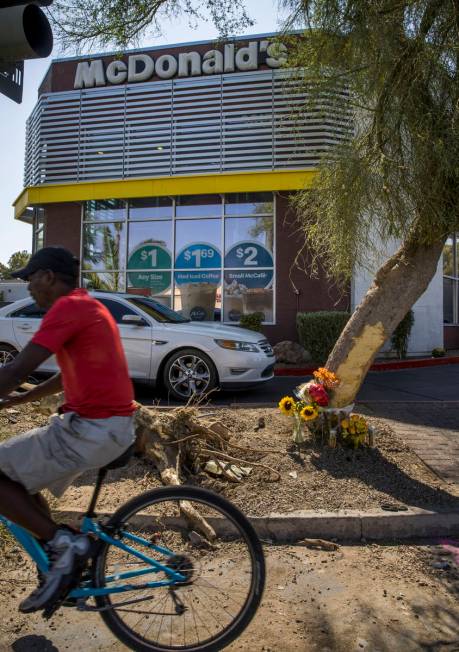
[0,514,186,601]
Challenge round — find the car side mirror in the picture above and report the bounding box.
[121,314,148,326]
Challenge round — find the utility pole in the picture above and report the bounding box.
[0,0,53,103]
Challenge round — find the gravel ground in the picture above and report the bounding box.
[1,404,458,519]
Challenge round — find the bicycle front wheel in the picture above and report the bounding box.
[93,486,265,652]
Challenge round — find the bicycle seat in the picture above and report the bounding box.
[101,444,135,471]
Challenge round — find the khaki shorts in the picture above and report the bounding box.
[0,411,136,498]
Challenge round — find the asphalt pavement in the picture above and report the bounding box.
[137,363,459,406]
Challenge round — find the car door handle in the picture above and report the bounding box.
[17,323,32,331]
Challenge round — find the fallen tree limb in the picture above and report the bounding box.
[34,396,280,538]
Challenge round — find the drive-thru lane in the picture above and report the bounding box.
[137,363,459,406]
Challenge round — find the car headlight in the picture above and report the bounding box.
[215,339,260,352]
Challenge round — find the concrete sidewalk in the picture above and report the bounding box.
[360,402,459,485]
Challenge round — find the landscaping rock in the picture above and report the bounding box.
[273,340,311,364]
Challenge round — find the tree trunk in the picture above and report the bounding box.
[325,235,445,407]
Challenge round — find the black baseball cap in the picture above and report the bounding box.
[11,246,80,281]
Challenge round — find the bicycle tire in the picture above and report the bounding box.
[93,485,265,652]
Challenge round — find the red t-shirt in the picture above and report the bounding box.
[32,289,136,419]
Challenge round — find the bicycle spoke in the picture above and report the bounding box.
[192,583,236,623]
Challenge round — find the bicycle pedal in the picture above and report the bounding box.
[42,598,63,620]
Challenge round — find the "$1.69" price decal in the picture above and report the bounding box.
[183,248,215,267]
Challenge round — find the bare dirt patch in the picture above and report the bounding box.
[1,404,458,520]
[2,541,459,651]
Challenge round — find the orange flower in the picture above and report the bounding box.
[313,367,340,389]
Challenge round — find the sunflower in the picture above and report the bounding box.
[300,405,319,421]
[279,396,295,416]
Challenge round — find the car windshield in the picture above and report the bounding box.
[125,296,190,323]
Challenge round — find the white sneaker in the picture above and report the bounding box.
[19,529,92,614]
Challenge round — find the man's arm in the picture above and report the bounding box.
[1,372,63,410]
[0,342,53,399]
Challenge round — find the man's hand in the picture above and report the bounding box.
[0,342,51,399]
[0,395,22,411]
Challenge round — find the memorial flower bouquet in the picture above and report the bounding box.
[340,414,369,449]
[279,367,374,449]
[278,395,319,444]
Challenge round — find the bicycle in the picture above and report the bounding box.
[0,445,266,651]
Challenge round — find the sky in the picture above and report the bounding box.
[0,0,284,265]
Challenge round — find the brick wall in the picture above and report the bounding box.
[262,193,350,344]
[44,203,81,257]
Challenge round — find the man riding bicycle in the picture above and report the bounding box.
[0,246,136,614]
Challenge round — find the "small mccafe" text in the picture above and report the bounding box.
[74,40,288,89]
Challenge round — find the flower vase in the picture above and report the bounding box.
[292,412,305,445]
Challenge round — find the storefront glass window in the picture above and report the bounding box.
[83,222,127,271]
[176,195,222,218]
[175,219,221,268]
[82,192,275,323]
[128,221,172,258]
[443,234,458,324]
[33,208,45,253]
[174,217,222,320]
[81,271,126,292]
[85,199,126,221]
[225,192,273,216]
[225,216,274,259]
[129,197,172,220]
[223,270,273,322]
[174,281,222,321]
[127,221,173,302]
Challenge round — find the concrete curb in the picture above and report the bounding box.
[55,507,459,542]
[274,356,459,377]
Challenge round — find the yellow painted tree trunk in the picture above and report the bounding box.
[326,235,446,407]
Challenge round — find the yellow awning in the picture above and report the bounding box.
[13,169,317,221]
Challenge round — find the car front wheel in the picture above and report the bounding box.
[163,348,218,402]
[0,344,18,367]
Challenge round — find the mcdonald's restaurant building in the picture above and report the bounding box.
[14,33,452,352]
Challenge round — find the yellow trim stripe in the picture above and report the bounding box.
[13,169,316,220]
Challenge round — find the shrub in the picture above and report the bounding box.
[391,309,415,359]
[432,347,446,358]
[239,312,264,332]
[296,311,350,363]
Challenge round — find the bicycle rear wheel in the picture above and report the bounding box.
[93,486,265,652]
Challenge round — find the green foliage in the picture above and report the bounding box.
[391,310,415,359]
[49,0,254,51]
[432,347,446,358]
[0,252,31,280]
[7,251,30,274]
[0,263,9,281]
[239,312,264,332]
[296,311,350,363]
[280,1,459,282]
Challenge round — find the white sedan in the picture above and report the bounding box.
[0,292,274,401]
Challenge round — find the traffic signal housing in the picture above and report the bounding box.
[0,1,53,102]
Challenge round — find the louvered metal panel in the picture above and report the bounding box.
[24,69,352,187]
[125,81,172,177]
